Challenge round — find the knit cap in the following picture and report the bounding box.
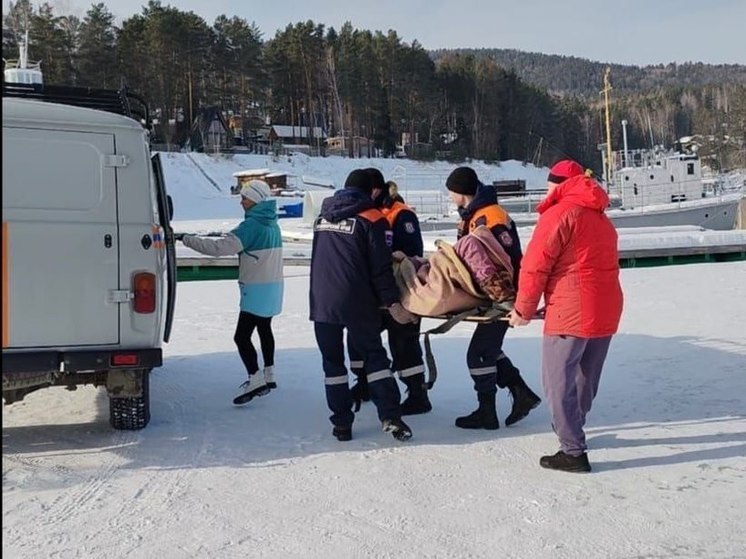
[445,166,479,195]
[240,179,271,203]
[344,169,373,193]
[364,168,386,191]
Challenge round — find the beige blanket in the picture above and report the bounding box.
[392,226,515,317]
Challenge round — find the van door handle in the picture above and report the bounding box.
[104,234,112,248]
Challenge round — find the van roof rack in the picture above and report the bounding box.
[2,82,150,129]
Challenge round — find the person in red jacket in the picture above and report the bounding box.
[508,159,624,473]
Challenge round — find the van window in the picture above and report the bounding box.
[4,133,107,210]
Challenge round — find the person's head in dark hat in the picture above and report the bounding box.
[344,169,373,195]
[364,167,387,205]
[547,159,585,187]
[446,166,480,208]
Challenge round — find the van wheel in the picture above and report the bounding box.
[109,370,150,430]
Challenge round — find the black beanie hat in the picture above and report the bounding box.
[364,167,386,191]
[344,169,372,193]
[446,166,479,195]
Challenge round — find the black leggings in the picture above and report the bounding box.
[234,311,275,376]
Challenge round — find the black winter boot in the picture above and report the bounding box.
[400,377,432,415]
[455,392,499,430]
[401,390,432,415]
[539,451,591,473]
[505,376,541,426]
[332,425,352,442]
[382,418,413,441]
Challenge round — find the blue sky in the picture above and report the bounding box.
[50,0,745,66]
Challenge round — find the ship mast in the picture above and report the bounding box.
[601,67,613,187]
[4,17,43,85]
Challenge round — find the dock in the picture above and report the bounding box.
[175,226,746,282]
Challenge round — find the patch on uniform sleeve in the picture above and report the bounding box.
[499,230,514,246]
[314,218,355,234]
[385,230,394,247]
[404,221,415,234]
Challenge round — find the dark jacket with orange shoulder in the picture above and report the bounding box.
[514,175,623,338]
[457,184,523,285]
[309,188,400,325]
[380,199,424,257]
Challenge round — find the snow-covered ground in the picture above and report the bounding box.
[3,262,746,558]
[3,152,746,557]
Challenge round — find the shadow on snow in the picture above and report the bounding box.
[3,333,745,476]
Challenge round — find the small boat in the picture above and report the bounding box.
[503,69,744,230]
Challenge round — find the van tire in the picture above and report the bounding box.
[109,370,150,430]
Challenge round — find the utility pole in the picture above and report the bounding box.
[601,67,613,186]
[188,63,193,125]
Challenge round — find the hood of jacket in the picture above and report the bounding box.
[244,199,278,224]
[457,183,498,220]
[320,188,375,222]
[537,175,610,214]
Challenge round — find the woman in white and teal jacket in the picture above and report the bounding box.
[180,179,284,405]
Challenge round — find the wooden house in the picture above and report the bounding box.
[231,169,293,194]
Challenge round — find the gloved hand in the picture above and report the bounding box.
[388,302,417,325]
[173,232,186,241]
[350,374,370,413]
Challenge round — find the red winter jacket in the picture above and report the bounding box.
[515,175,623,337]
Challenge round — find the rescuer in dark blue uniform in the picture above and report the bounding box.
[348,168,432,416]
[446,166,542,430]
[310,169,417,442]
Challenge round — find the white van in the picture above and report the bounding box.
[2,84,176,429]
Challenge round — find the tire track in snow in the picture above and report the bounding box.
[40,427,139,527]
[95,369,207,553]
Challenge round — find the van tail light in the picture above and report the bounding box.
[133,272,156,313]
[111,353,139,366]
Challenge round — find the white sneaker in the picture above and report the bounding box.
[232,374,270,405]
[263,366,276,389]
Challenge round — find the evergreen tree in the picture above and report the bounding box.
[76,3,117,88]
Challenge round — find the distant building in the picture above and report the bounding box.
[187,106,233,152]
[326,135,375,157]
[265,125,327,146]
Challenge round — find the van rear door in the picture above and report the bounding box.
[2,127,120,348]
[151,153,176,342]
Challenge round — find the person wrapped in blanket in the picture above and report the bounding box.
[439,166,541,430]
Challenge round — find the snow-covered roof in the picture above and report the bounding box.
[232,168,271,178]
[270,125,327,139]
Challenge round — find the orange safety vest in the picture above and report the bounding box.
[458,204,511,237]
[358,207,387,223]
[380,201,414,228]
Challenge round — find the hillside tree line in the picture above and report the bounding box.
[3,0,744,170]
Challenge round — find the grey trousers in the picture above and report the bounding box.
[542,335,612,456]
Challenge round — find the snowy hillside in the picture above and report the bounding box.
[160,151,549,221]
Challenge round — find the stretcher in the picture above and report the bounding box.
[418,303,545,390]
